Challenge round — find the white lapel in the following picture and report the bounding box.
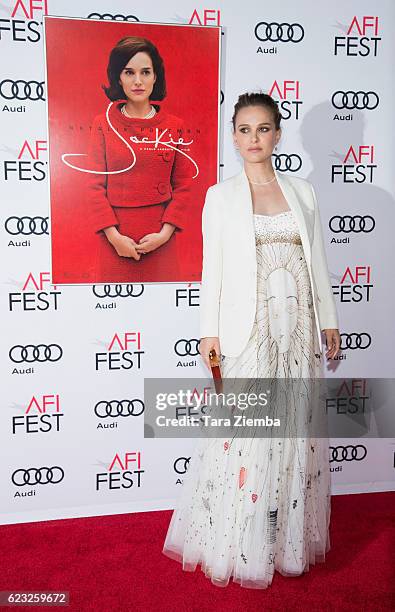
[233,166,312,269]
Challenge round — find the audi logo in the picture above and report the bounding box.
[94,399,145,418]
[87,13,139,21]
[339,333,371,351]
[12,466,65,486]
[9,344,63,363]
[174,456,191,474]
[330,445,367,462]
[255,22,304,43]
[174,338,200,357]
[220,90,224,105]
[92,284,144,298]
[329,215,375,233]
[5,216,49,236]
[0,79,45,101]
[273,154,302,172]
[332,90,379,110]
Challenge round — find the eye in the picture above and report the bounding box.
[259,126,269,132]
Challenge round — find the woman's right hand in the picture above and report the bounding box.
[104,227,141,260]
[199,337,221,371]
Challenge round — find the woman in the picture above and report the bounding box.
[162,92,341,588]
[86,36,194,282]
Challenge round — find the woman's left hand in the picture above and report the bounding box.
[323,328,341,359]
[136,223,176,254]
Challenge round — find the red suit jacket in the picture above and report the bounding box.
[86,100,194,233]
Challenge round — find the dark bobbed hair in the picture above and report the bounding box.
[232,91,282,131]
[103,36,166,102]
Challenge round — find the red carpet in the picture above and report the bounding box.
[0,492,393,611]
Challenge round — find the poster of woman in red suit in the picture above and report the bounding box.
[44,17,220,284]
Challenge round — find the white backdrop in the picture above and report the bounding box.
[1,0,394,525]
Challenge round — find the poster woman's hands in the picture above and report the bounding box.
[103,227,142,260]
[135,222,176,255]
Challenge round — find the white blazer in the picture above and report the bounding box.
[199,166,339,357]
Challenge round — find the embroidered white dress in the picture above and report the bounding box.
[162,210,331,589]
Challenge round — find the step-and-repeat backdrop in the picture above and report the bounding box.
[1,0,394,525]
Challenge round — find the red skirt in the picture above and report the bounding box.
[93,203,181,283]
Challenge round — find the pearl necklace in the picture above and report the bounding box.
[247,175,276,186]
[121,104,156,119]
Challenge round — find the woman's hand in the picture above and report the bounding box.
[323,328,341,359]
[103,227,141,260]
[136,223,176,255]
[199,337,221,371]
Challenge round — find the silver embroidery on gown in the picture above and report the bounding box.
[162,210,331,589]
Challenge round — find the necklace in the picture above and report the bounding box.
[121,104,156,119]
[247,175,276,186]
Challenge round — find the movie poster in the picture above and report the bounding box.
[44,17,220,284]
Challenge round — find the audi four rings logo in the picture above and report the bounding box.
[92,284,144,298]
[9,344,63,363]
[174,339,200,357]
[273,154,302,172]
[87,13,139,21]
[94,400,145,418]
[174,457,191,474]
[329,216,375,233]
[255,22,304,43]
[12,466,65,486]
[332,91,379,110]
[5,216,49,235]
[0,79,45,101]
[340,333,371,350]
[330,445,367,462]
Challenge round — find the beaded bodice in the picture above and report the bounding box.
[253,210,302,245]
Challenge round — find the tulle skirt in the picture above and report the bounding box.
[162,234,332,589]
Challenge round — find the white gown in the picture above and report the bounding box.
[162,210,331,589]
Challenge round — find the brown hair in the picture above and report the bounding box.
[232,92,282,130]
[103,36,166,102]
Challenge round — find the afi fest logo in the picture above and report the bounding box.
[0,0,48,43]
[9,271,61,311]
[12,394,63,435]
[331,145,376,183]
[188,8,220,26]
[175,284,200,308]
[332,266,373,303]
[96,452,144,491]
[3,139,47,181]
[268,81,302,120]
[95,332,144,371]
[326,379,369,414]
[334,16,381,57]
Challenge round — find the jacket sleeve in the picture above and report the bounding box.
[199,186,223,339]
[86,116,119,233]
[310,182,339,330]
[161,119,194,231]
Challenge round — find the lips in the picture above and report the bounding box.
[132,89,145,93]
[248,147,262,152]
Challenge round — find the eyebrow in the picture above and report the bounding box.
[237,122,271,127]
[124,66,152,70]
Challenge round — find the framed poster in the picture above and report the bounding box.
[44,16,220,284]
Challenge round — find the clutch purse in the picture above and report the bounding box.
[208,348,223,394]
